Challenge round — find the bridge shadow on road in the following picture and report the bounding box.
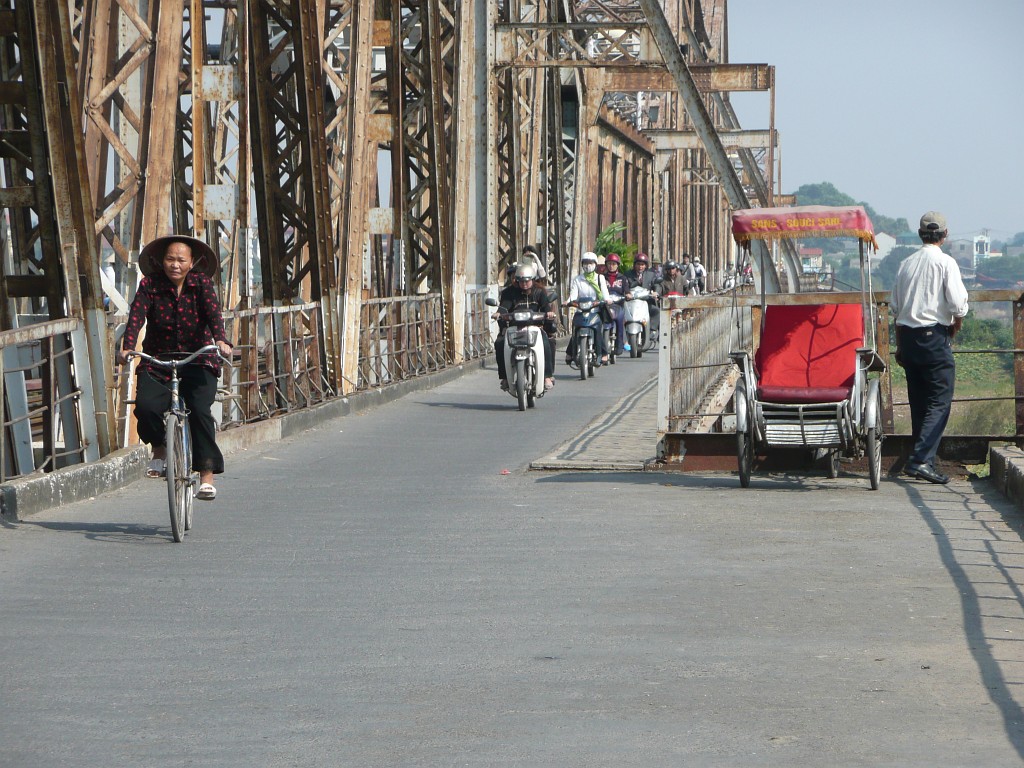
[534,469,855,492]
[907,478,1024,760]
[419,401,514,411]
[537,469,1024,759]
[21,520,169,545]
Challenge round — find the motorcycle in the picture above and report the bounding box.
[486,298,547,411]
[603,294,626,365]
[567,299,604,381]
[623,286,657,358]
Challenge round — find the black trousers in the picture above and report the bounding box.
[898,324,955,469]
[495,332,555,379]
[135,367,224,474]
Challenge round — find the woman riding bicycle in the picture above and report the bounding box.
[117,235,232,501]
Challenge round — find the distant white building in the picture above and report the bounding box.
[949,234,992,269]
[873,232,896,268]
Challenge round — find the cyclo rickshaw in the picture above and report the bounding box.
[728,205,886,490]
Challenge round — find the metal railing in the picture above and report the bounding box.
[1,318,94,482]
[358,293,450,389]
[464,288,494,360]
[219,303,330,428]
[659,298,751,434]
[660,289,1024,446]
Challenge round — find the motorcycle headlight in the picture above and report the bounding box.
[512,311,532,322]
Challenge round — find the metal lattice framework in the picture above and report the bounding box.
[0,0,798,481]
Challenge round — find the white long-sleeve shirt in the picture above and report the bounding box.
[568,272,610,303]
[891,244,969,328]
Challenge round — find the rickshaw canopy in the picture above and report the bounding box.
[732,205,876,250]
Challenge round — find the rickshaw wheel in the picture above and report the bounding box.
[737,429,753,488]
[867,428,882,490]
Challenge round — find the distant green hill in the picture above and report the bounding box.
[793,181,909,237]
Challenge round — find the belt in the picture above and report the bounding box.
[898,323,950,337]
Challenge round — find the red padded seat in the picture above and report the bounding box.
[754,304,863,404]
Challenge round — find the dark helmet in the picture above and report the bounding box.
[664,260,679,271]
[506,261,519,277]
[634,253,649,264]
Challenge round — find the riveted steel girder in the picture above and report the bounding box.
[249,0,341,382]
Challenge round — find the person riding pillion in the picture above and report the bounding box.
[603,253,630,356]
[566,251,612,365]
[493,263,557,392]
[626,252,660,335]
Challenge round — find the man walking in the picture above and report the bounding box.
[891,211,969,484]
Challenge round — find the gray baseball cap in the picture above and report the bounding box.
[919,211,947,232]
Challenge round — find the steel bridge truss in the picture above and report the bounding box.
[0,0,786,482]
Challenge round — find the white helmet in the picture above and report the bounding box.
[693,256,701,264]
[581,251,598,264]
[514,264,537,281]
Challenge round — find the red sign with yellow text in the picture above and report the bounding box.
[732,205,876,248]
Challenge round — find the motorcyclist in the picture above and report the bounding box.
[566,251,611,365]
[603,253,629,356]
[625,252,658,292]
[493,263,556,392]
[722,261,737,290]
[656,260,690,297]
[692,256,707,294]
[625,252,660,336]
[679,253,698,295]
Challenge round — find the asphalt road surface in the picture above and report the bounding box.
[3,354,1024,767]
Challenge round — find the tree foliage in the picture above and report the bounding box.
[594,221,638,268]
[975,254,1024,286]
[872,245,917,290]
[793,181,910,237]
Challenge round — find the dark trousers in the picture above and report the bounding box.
[565,327,606,362]
[135,367,225,474]
[495,332,555,380]
[898,324,955,468]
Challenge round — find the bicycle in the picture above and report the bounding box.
[126,345,228,542]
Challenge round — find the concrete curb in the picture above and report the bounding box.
[1,360,484,522]
[988,444,1024,509]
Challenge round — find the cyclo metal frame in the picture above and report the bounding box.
[728,205,885,490]
[127,345,224,541]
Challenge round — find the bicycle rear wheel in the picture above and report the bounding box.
[165,414,192,542]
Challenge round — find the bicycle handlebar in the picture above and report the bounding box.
[126,344,231,368]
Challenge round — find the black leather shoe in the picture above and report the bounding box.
[904,463,950,484]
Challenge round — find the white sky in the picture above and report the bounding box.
[726,0,1024,241]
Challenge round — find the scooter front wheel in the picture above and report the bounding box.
[628,332,639,358]
[578,336,589,381]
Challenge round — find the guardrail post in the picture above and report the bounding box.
[1015,296,1024,445]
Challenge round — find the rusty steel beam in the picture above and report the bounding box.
[647,127,775,151]
[0,0,66,320]
[336,0,375,393]
[598,62,772,91]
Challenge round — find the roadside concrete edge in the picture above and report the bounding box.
[1,360,485,521]
[1,446,149,522]
[989,445,1024,509]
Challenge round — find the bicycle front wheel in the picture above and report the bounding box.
[165,414,192,542]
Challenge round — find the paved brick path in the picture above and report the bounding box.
[532,374,659,470]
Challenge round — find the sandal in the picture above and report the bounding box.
[544,378,555,391]
[146,459,166,478]
[196,483,217,501]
